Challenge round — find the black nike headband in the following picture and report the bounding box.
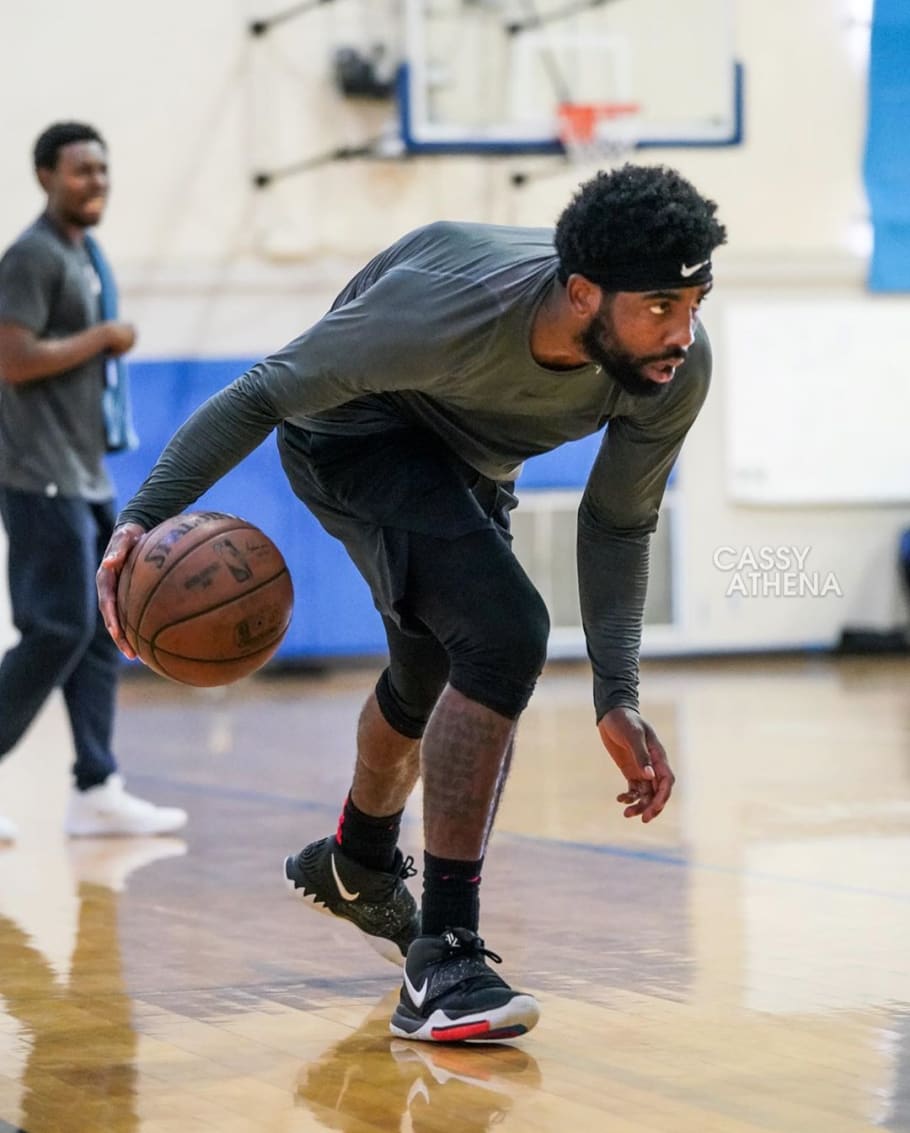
[581,255,714,292]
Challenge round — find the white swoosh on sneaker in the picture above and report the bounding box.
[403,967,429,1008]
[680,260,709,278]
[330,853,360,902]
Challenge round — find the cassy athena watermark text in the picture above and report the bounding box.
[712,545,842,598]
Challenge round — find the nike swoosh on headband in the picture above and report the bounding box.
[680,260,710,278]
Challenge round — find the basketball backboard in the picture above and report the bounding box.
[398,0,742,155]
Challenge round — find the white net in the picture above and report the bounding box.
[557,102,641,165]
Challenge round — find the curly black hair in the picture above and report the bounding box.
[554,163,727,284]
[33,122,105,171]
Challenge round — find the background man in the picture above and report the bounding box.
[0,122,187,842]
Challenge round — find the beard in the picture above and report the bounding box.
[579,308,687,399]
[65,203,103,229]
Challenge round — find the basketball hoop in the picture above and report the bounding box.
[557,101,641,166]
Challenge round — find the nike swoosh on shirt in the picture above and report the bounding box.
[330,853,361,901]
[403,967,429,1008]
[680,260,709,277]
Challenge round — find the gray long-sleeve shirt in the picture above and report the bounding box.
[119,222,711,718]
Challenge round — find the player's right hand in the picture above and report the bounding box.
[103,320,137,356]
[96,522,146,658]
[597,706,675,823]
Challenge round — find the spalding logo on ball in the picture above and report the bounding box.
[117,511,294,687]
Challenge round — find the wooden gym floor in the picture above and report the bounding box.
[0,653,908,1132]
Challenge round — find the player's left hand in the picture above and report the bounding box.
[96,521,146,658]
[597,706,675,823]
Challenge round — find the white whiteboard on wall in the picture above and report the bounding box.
[723,296,910,505]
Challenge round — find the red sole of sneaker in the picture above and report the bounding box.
[430,1021,529,1042]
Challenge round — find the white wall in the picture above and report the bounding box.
[1,0,907,656]
[0,0,874,263]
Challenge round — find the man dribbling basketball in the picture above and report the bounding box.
[97,164,726,1042]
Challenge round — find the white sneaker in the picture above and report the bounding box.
[65,774,188,837]
[0,814,17,843]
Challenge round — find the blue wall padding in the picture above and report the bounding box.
[864,0,910,291]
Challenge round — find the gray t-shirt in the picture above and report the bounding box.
[0,213,113,500]
[120,222,712,716]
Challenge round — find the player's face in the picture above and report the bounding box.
[580,284,711,398]
[41,141,109,229]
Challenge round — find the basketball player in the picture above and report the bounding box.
[97,164,726,1042]
[0,122,187,841]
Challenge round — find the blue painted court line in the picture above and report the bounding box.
[127,772,910,903]
[504,830,910,903]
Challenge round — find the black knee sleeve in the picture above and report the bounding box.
[447,588,550,719]
[375,660,448,739]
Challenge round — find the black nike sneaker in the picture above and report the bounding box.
[389,927,540,1043]
[284,836,419,965]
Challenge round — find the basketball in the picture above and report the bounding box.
[117,511,294,687]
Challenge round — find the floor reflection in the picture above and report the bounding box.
[0,839,184,1132]
[295,996,542,1133]
[878,1008,910,1132]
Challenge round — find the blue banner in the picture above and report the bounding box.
[864,0,910,290]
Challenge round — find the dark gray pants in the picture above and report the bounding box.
[0,487,119,789]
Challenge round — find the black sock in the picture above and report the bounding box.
[335,793,402,873]
[421,850,483,935]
